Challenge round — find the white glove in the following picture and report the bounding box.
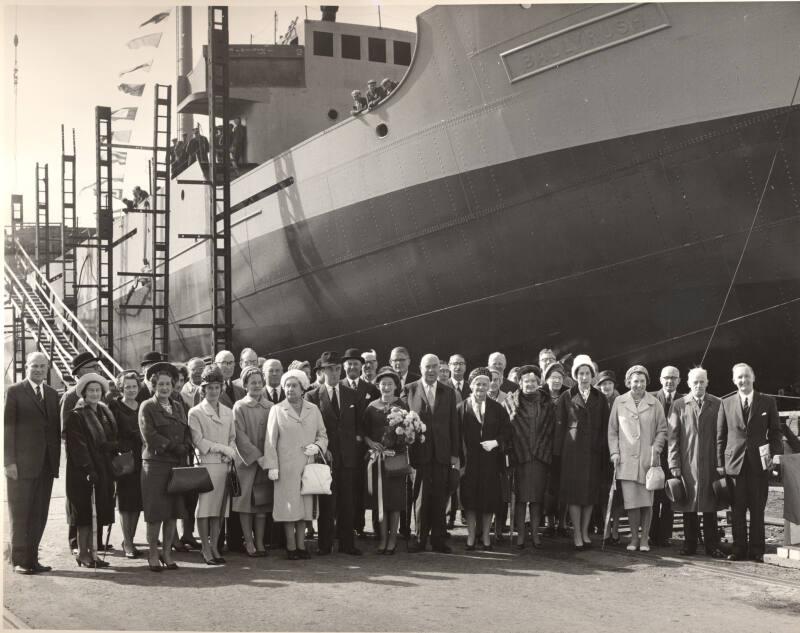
[480,440,499,452]
[268,469,279,481]
[611,454,620,467]
[220,445,237,459]
[304,444,320,456]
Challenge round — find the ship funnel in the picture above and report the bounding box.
[320,6,338,22]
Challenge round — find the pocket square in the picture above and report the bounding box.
[349,404,355,408]
[761,412,766,416]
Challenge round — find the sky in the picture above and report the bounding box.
[1,2,426,228]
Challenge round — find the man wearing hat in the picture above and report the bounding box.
[649,366,684,547]
[340,348,380,537]
[717,363,783,562]
[405,354,460,553]
[59,351,104,554]
[306,351,362,555]
[5,352,61,574]
[667,368,725,558]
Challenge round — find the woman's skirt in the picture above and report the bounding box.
[620,480,653,510]
[365,462,406,513]
[141,460,187,523]
[117,461,143,513]
[515,459,549,503]
[196,462,229,518]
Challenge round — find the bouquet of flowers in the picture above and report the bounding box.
[382,406,426,449]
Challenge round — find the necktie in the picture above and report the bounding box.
[426,385,436,410]
[743,397,750,421]
[226,382,235,402]
[697,399,703,413]
[35,384,43,401]
[331,387,340,415]
[271,388,278,403]
[457,381,462,392]
[351,379,357,390]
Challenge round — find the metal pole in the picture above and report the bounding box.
[176,5,194,141]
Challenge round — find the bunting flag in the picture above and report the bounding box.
[126,33,162,49]
[119,61,152,77]
[111,151,128,165]
[118,83,145,96]
[112,130,132,143]
[111,107,138,121]
[140,11,170,28]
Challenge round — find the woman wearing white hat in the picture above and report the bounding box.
[64,373,118,568]
[554,355,610,550]
[608,365,668,551]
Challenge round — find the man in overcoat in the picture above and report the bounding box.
[5,352,61,574]
[405,354,460,553]
[306,351,363,555]
[717,363,782,562]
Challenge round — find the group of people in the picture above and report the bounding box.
[4,343,790,574]
[350,78,398,115]
[168,118,247,175]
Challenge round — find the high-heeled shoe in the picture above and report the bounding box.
[465,543,476,552]
[375,547,387,555]
[296,549,311,560]
[75,557,96,568]
[201,550,219,565]
[386,546,397,555]
[158,555,178,570]
[147,556,163,572]
[212,556,226,564]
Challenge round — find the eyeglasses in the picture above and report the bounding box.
[219,360,235,366]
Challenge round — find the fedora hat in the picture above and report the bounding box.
[71,351,101,373]
[341,348,363,363]
[140,350,165,368]
[665,477,686,504]
[712,476,732,507]
[318,351,341,368]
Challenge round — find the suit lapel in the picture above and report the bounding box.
[24,381,47,414]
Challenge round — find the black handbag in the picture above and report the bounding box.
[167,461,214,495]
[110,450,135,478]
[228,461,242,498]
[384,449,412,477]
[251,470,274,507]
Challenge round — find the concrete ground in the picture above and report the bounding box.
[3,461,799,632]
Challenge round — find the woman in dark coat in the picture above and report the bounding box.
[540,362,566,537]
[504,365,555,549]
[65,373,118,568]
[139,362,193,571]
[108,370,144,558]
[554,354,610,549]
[363,367,407,554]
[458,368,511,550]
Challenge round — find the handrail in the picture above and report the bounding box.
[12,237,123,375]
[5,263,75,376]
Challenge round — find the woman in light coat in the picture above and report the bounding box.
[188,364,237,565]
[608,365,667,552]
[667,367,725,558]
[232,365,273,556]
[264,369,328,560]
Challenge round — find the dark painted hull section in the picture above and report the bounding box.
[111,105,800,392]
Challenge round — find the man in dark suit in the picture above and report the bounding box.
[306,351,363,555]
[405,354,460,553]
[717,363,783,562]
[649,365,682,546]
[5,352,61,574]
[215,349,246,407]
[232,347,259,390]
[341,348,380,536]
[263,359,285,404]
[447,354,470,402]
[390,346,420,391]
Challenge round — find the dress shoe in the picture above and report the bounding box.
[706,548,726,559]
[297,549,311,559]
[342,547,363,556]
[465,544,476,552]
[574,544,585,552]
[386,546,397,555]
[639,544,651,552]
[407,541,426,553]
[34,562,52,573]
[13,565,35,575]
[679,548,696,556]
[479,543,494,552]
[316,547,332,556]
[626,543,639,552]
[287,549,300,560]
[97,543,114,552]
[180,537,201,550]
[727,553,743,561]
[432,544,452,554]
[213,557,226,564]
[750,554,764,563]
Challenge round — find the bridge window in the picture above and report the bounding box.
[393,40,411,66]
[341,34,361,60]
[368,37,386,63]
[313,31,333,57]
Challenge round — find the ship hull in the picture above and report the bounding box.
[109,104,800,391]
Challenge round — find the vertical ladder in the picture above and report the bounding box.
[95,106,114,357]
[9,194,26,381]
[10,194,23,247]
[151,84,172,357]
[208,6,232,353]
[61,126,78,313]
[35,163,50,282]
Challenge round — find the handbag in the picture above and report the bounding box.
[167,453,214,495]
[383,448,412,477]
[252,468,274,507]
[228,461,242,498]
[301,450,332,495]
[110,450,135,478]
[645,447,665,491]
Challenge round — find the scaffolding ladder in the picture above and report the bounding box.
[61,125,78,314]
[95,106,114,356]
[35,163,50,282]
[7,195,27,381]
[151,84,172,357]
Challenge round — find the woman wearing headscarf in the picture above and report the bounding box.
[608,365,668,551]
[139,362,193,571]
[108,369,144,558]
[232,365,274,557]
[363,367,407,554]
[554,355,610,550]
[264,369,328,559]
[458,368,512,550]
[504,365,554,549]
[188,364,238,565]
[65,373,118,568]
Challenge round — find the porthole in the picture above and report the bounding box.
[328,109,339,120]
[376,123,388,138]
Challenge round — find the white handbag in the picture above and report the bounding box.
[645,446,665,491]
[301,450,332,495]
